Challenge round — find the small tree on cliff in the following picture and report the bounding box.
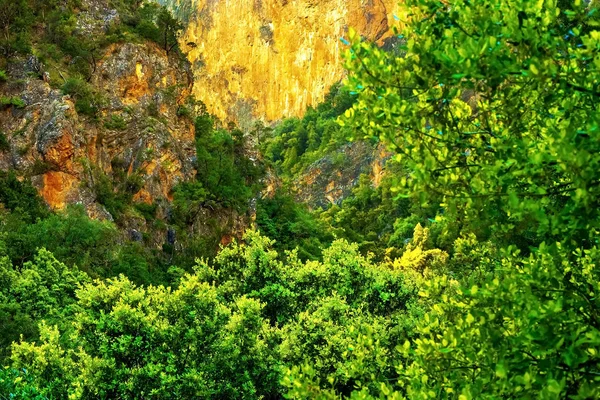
[136,3,183,55]
[157,6,183,55]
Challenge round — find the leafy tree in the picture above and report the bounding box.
[0,249,89,362]
[134,3,184,55]
[10,275,280,399]
[191,114,263,210]
[0,0,33,57]
[342,0,600,247]
[256,192,334,260]
[0,367,47,400]
[1,206,116,271]
[0,172,49,223]
[401,243,600,399]
[262,83,357,178]
[283,0,600,398]
[61,78,103,116]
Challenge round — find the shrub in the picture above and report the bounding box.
[104,114,127,131]
[0,132,9,152]
[61,78,101,117]
[0,96,25,109]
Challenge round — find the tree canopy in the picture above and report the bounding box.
[2,0,600,399]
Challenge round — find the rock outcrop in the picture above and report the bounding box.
[0,0,400,229]
[296,142,391,209]
[160,0,401,126]
[0,42,196,215]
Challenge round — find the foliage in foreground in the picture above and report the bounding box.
[1,0,600,398]
[4,229,439,399]
[283,0,600,398]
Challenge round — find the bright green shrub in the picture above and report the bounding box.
[10,275,280,399]
[0,366,47,400]
[0,249,89,362]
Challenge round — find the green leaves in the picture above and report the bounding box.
[398,243,600,399]
[343,0,600,246]
[10,273,280,399]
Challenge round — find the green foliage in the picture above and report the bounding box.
[0,0,184,85]
[256,192,333,260]
[29,159,54,176]
[104,114,128,131]
[1,206,117,273]
[402,243,600,399]
[0,0,33,57]
[134,201,157,222]
[10,275,280,399]
[0,132,10,153]
[191,114,264,210]
[0,248,89,362]
[280,295,396,397]
[320,162,431,259]
[126,2,184,54]
[0,171,49,223]
[0,96,26,109]
[89,169,130,220]
[283,0,600,398]
[61,78,103,117]
[192,230,429,392]
[0,367,47,399]
[196,229,424,326]
[0,179,167,286]
[342,0,600,246]
[171,180,209,226]
[262,83,356,178]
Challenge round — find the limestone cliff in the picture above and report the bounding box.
[0,42,196,216]
[160,0,402,126]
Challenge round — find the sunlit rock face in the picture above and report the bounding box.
[160,0,401,126]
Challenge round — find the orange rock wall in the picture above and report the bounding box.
[167,0,402,123]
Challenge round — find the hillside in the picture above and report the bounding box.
[1,0,600,399]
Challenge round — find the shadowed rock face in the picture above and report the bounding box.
[295,142,391,210]
[160,0,401,127]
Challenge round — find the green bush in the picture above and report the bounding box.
[191,114,264,210]
[0,367,47,399]
[0,171,49,222]
[134,202,157,222]
[104,114,128,131]
[0,132,9,152]
[256,192,333,261]
[61,78,101,117]
[0,96,25,109]
[261,83,356,179]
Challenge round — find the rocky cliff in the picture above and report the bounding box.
[0,42,195,216]
[160,0,401,126]
[0,0,400,237]
[296,142,391,209]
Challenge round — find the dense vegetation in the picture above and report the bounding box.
[2,0,600,399]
